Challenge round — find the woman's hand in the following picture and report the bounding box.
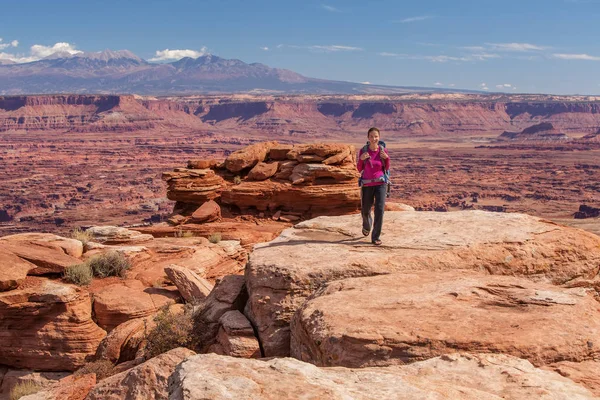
[380,150,389,160]
[360,152,371,161]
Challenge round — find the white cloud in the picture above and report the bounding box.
[285,44,363,52]
[260,47,269,51]
[449,83,455,87]
[0,38,20,50]
[479,83,489,90]
[149,47,208,62]
[361,81,371,84]
[552,53,600,60]
[434,82,443,86]
[503,83,512,87]
[398,15,433,23]
[321,4,340,12]
[0,41,81,63]
[470,53,501,60]
[486,42,547,52]
[378,52,402,57]
[461,46,486,51]
[309,45,363,52]
[30,42,82,58]
[425,55,469,62]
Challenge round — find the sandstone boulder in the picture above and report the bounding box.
[0,370,69,400]
[162,168,226,204]
[19,373,96,400]
[189,200,221,223]
[86,347,195,400]
[0,233,83,258]
[0,248,37,291]
[0,280,106,371]
[291,271,600,367]
[247,162,278,181]
[168,353,595,400]
[194,275,247,351]
[207,310,261,358]
[224,141,276,173]
[93,280,178,332]
[187,159,219,169]
[547,360,600,397]
[164,264,213,304]
[246,211,600,356]
[289,163,359,185]
[268,144,293,160]
[0,241,81,275]
[86,226,154,245]
[94,317,153,364]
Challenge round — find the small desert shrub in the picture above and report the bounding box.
[64,263,93,286]
[233,175,242,185]
[208,232,222,244]
[9,381,43,400]
[88,251,131,278]
[145,305,195,358]
[71,227,93,245]
[75,359,115,381]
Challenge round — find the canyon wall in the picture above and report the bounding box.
[2,94,600,135]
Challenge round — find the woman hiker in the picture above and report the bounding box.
[357,127,390,246]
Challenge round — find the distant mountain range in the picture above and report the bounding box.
[0,49,477,95]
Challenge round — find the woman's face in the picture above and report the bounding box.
[368,130,380,146]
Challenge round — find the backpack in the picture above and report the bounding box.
[358,140,392,197]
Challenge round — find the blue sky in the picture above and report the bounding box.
[2,0,600,94]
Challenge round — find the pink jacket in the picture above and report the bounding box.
[357,146,390,187]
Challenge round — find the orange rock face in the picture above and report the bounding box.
[0,280,106,371]
[190,200,221,223]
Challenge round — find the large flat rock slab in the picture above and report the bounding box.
[168,353,596,400]
[291,272,600,368]
[246,211,600,356]
[0,280,106,371]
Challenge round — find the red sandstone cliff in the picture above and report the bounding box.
[3,94,600,135]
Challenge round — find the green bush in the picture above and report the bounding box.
[64,263,93,286]
[208,232,222,244]
[71,227,93,246]
[74,360,115,381]
[88,251,131,278]
[145,305,195,358]
[10,381,43,400]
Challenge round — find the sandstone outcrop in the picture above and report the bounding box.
[0,280,106,371]
[163,142,360,216]
[194,275,247,351]
[548,360,600,396]
[0,233,83,258]
[93,280,178,332]
[168,353,596,399]
[0,370,69,400]
[207,310,261,358]
[94,317,153,364]
[86,226,154,245]
[290,271,600,367]
[245,210,600,356]
[500,122,568,140]
[18,374,96,400]
[164,264,213,304]
[189,200,221,223]
[86,347,195,400]
[0,237,81,276]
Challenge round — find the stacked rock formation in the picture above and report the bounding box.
[162,142,360,221]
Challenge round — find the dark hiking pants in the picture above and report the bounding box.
[361,184,386,242]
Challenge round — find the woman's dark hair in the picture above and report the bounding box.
[367,127,380,136]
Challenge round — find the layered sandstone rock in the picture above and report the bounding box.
[93,280,178,332]
[86,347,195,400]
[0,280,106,371]
[0,238,81,276]
[164,142,360,216]
[189,200,221,223]
[207,310,261,358]
[0,233,83,258]
[0,370,70,399]
[245,211,600,356]
[164,264,213,304]
[86,226,154,245]
[168,353,595,399]
[0,248,37,291]
[194,275,247,352]
[19,374,96,400]
[547,360,600,397]
[291,271,600,367]
[94,317,153,364]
